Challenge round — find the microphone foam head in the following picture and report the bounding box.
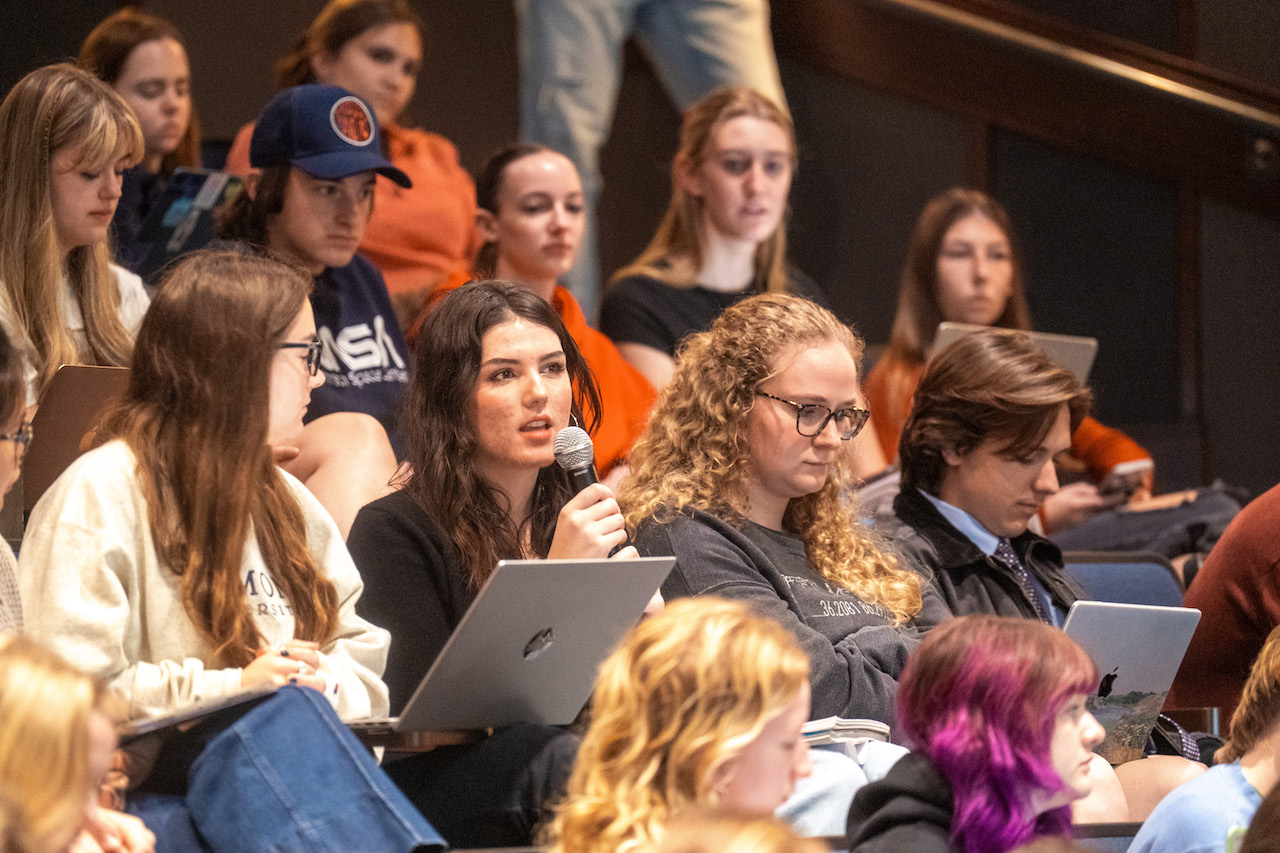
[554,426,594,471]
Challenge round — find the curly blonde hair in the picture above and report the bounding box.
[1219,623,1280,764]
[545,598,810,853]
[620,293,923,622]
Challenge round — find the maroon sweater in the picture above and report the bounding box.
[1168,484,1280,723]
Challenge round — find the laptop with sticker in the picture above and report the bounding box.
[1062,600,1201,764]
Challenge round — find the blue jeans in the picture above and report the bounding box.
[126,687,444,853]
[515,0,787,321]
[778,741,908,837]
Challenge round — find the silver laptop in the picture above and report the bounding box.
[934,322,1099,381]
[1062,600,1201,764]
[386,556,675,732]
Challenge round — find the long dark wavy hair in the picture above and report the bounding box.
[402,281,601,589]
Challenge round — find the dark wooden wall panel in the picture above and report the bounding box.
[782,57,968,343]
[1198,199,1280,495]
[993,132,1179,426]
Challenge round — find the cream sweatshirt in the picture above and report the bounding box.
[18,440,389,720]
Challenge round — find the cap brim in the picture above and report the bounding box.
[294,150,413,189]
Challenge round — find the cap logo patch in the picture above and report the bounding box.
[330,96,373,147]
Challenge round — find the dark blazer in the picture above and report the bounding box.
[879,487,1083,620]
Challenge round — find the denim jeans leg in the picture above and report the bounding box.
[125,793,206,853]
[777,745,867,837]
[632,0,787,111]
[185,686,444,853]
[515,0,640,320]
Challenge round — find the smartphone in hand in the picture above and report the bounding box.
[1099,458,1154,500]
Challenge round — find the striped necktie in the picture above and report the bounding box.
[994,538,1050,622]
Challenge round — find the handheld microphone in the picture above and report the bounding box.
[554,426,627,556]
[553,426,599,493]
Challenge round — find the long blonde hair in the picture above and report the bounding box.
[612,86,795,293]
[0,63,142,398]
[620,293,923,622]
[546,598,810,853]
[0,635,107,853]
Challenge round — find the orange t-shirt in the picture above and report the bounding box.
[416,273,657,476]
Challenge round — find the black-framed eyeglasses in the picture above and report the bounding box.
[0,421,33,464]
[278,340,322,376]
[755,391,870,441]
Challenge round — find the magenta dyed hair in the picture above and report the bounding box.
[897,616,1099,853]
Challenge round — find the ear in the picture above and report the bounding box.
[941,445,966,468]
[674,153,703,200]
[475,208,500,245]
[243,169,262,202]
[309,51,334,83]
[707,759,735,803]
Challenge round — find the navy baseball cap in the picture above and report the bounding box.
[249,84,412,188]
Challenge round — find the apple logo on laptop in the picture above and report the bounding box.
[524,628,555,661]
[1098,667,1119,699]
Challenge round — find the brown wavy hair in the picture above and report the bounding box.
[0,63,143,398]
[620,292,922,622]
[96,249,338,666]
[876,188,1033,433]
[401,280,601,590]
[545,598,810,853]
[79,7,202,175]
[899,328,1091,495]
[217,164,291,247]
[611,86,795,294]
[1219,623,1280,764]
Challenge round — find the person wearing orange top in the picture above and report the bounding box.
[414,144,657,478]
[866,188,1237,556]
[223,0,476,331]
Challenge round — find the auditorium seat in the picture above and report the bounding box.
[1063,551,1185,607]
